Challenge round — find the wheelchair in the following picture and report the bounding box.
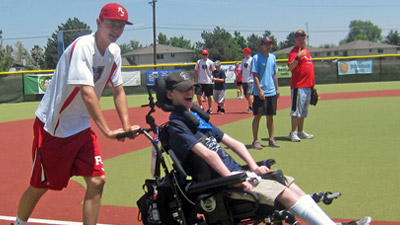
[117,77,341,225]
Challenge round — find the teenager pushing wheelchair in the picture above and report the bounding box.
[155,71,372,225]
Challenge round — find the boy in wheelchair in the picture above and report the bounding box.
[158,71,371,225]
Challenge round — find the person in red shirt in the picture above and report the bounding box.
[234,62,244,99]
[287,30,315,142]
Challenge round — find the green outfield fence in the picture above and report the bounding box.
[1,54,399,103]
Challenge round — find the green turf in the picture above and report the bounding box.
[75,94,400,222]
[220,97,400,221]
[2,81,400,222]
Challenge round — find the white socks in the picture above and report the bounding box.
[289,195,336,225]
[15,217,27,225]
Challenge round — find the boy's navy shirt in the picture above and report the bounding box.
[168,111,241,177]
[213,70,226,90]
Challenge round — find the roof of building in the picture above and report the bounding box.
[273,40,400,55]
[329,40,399,51]
[122,44,194,56]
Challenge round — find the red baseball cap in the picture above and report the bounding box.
[201,49,209,55]
[99,3,133,25]
[241,47,251,54]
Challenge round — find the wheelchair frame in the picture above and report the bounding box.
[117,85,341,225]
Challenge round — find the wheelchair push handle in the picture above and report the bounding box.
[116,128,152,140]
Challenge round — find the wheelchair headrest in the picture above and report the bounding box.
[154,74,210,127]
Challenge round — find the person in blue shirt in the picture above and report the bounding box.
[212,60,226,114]
[163,71,371,225]
[251,36,280,149]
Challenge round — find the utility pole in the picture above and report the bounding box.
[305,21,309,47]
[149,0,157,66]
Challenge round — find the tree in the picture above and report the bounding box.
[233,31,247,50]
[44,18,91,69]
[385,30,400,46]
[26,45,45,70]
[195,26,241,61]
[13,41,31,67]
[246,33,261,55]
[278,31,296,50]
[120,40,143,54]
[0,30,13,72]
[342,20,382,44]
[157,33,170,45]
[156,32,193,49]
[169,36,193,49]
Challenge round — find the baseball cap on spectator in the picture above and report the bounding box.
[99,3,133,25]
[166,71,198,92]
[260,36,274,44]
[241,47,251,54]
[215,60,221,66]
[201,49,209,55]
[295,30,306,37]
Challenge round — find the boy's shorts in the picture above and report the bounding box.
[30,117,105,190]
[291,87,312,118]
[230,174,295,206]
[213,89,226,104]
[195,84,213,97]
[252,95,277,116]
[242,82,254,95]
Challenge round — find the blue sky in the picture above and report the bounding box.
[1,0,400,51]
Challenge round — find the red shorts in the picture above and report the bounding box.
[30,117,105,190]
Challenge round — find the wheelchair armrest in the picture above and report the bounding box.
[187,172,247,194]
[241,159,276,171]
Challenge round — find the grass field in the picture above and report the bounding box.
[1,81,399,223]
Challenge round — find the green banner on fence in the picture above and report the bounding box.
[23,74,53,95]
[277,64,291,78]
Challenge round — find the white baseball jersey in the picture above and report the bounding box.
[195,58,215,84]
[240,57,254,83]
[35,33,123,137]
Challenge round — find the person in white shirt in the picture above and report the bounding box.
[240,47,254,114]
[193,49,215,114]
[14,3,138,225]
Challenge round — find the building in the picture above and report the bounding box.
[122,44,194,66]
[273,40,400,58]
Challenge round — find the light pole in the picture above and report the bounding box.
[149,0,157,66]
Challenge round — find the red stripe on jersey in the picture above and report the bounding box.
[54,87,80,135]
[101,62,117,94]
[69,38,81,63]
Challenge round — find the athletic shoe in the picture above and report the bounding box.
[247,108,253,114]
[252,140,263,149]
[338,216,372,225]
[298,130,314,139]
[289,131,301,142]
[220,108,225,114]
[200,105,204,111]
[207,108,212,114]
[268,139,280,148]
[217,106,221,113]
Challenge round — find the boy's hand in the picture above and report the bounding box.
[254,166,271,175]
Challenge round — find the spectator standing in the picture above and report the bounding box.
[240,47,254,113]
[13,3,138,225]
[193,49,215,114]
[234,62,243,99]
[251,37,280,149]
[288,30,315,142]
[212,60,226,114]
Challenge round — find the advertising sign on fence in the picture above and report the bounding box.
[338,60,373,75]
[24,74,53,95]
[146,69,182,85]
[122,71,141,86]
[24,71,142,95]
